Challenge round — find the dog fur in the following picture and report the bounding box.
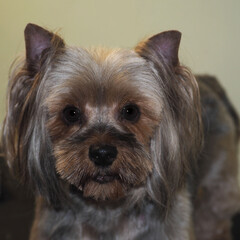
[1,23,240,240]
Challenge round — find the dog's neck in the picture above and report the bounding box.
[32,188,191,239]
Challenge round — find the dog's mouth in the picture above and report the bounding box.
[69,173,120,192]
[94,174,118,184]
[69,173,124,201]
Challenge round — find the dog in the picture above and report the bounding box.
[1,23,240,240]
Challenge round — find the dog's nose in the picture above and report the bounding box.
[89,145,118,167]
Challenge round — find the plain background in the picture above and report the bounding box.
[0,0,239,124]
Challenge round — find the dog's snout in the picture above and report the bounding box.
[89,145,118,167]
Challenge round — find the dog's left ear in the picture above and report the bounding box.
[135,30,181,69]
[24,23,65,75]
[136,31,203,211]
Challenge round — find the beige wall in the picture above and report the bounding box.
[0,0,239,124]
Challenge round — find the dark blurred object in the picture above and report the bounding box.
[0,157,34,240]
[232,212,240,239]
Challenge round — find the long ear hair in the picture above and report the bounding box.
[1,24,65,206]
[135,31,203,214]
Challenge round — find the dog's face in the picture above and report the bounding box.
[46,48,162,201]
[3,24,202,207]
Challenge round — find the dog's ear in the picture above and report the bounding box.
[136,31,203,211]
[135,30,181,69]
[1,24,66,206]
[24,23,65,75]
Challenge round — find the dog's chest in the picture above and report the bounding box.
[76,203,161,240]
[81,214,147,240]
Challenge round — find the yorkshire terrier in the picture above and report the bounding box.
[2,23,240,240]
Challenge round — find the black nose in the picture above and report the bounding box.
[89,145,118,167]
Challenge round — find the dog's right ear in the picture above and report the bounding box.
[24,23,65,76]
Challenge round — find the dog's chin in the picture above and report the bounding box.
[82,178,126,201]
[67,168,151,202]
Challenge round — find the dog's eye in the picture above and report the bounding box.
[121,104,140,122]
[62,106,81,124]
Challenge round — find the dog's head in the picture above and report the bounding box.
[2,24,202,210]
